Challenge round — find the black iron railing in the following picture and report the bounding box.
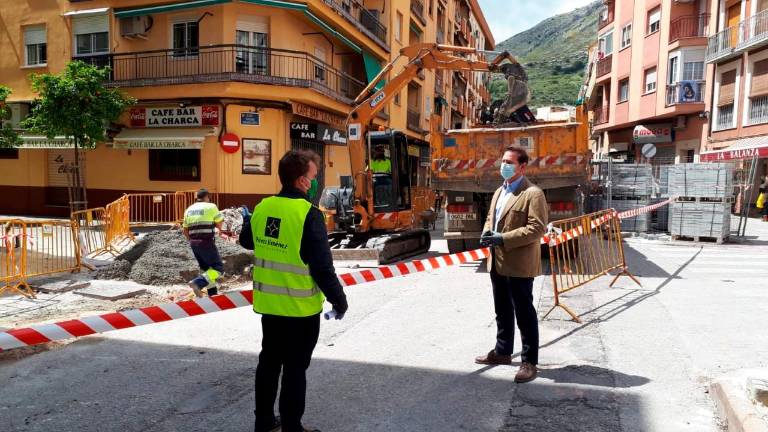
[73,45,366,104]
[322,0,387,46]
[407,108,422,131]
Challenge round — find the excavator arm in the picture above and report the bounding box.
[345,43,524,232]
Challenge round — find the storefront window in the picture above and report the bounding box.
[0,148,19,159]
[149,149,200,181]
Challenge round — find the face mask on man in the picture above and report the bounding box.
[307,178,319,200]
[500,162,516,180]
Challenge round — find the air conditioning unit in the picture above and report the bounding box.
[120,16,152,38]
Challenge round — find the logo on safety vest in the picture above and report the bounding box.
[265,217,282,239]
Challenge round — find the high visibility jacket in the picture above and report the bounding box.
[371,158,392,174]
[251,196,324,317]
[183,201,223,243]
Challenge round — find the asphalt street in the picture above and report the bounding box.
[2,233,768,431]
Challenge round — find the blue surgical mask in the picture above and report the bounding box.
[500,162,516,180]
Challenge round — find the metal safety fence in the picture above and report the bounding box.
[1,218,83,298]
[126,191,220,226]
[543,209,641,323]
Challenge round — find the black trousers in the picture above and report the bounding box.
[190,243,223,295]
[490,268,539,365]
[255,313,320,432]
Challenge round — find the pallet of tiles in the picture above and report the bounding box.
[669,200,730,242]
[668,163,733,199]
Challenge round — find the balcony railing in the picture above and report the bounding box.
[411,0,425,24]
[594,106,609,125]
[706,25,738,63]
[74,45,366,104]
[748,95,768,125]
[715,104,735,130]
[322,0,387,47]
[739,8,768,51]
[665,80,705,106]
[407,108,422,131]
[669,14,710,43]
[596,54,612,77]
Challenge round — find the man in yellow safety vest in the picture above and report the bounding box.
[239,149,348,432]
[183,188,224,297]
[370,144,392,174]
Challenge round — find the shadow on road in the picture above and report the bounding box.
[0,337,644,432]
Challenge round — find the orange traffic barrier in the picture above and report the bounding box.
[105,195,134,247]
[543,209,641,323]
[1,219,84,298]
[125,192,184,226]
[0,219,32,298]
[71,207,112,258]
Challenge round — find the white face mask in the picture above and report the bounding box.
[500,162,516,180]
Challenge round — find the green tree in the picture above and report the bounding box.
[23,61,134,212]
[0,86,21,148]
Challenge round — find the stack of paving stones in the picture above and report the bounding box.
[669,163,733,243]
[606,164,653,233]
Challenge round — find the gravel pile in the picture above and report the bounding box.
[96,230,252,286]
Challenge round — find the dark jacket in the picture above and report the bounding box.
[239,187,348,314]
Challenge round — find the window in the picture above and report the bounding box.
[716,69,737,130]
[314,47,326,82]
[236,29,268,74]
[394,92,401,106]
[598,31,613,56]
[647,8,661,35]
[23,25,47,66]
[395,12,403,42]
[645,67,657,93]
[149,149,201,181]
[683,61,704,81]
[73,15,109,57]
[621,24,632,49]
[668,56,679,84]
[75,32,108,56]
[172,21,199,57]
[0,148,19,160]
[619,79,629,102]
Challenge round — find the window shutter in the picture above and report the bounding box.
[718,70,737,106]
[24,26,46,45]
[751,59,768,97]
[72,14,109,35]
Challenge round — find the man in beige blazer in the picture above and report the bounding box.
[476,146,548,383]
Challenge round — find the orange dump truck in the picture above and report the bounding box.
[431,107,591,253]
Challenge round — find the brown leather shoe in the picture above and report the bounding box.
[475,349,512,365]
[514,362,538,383]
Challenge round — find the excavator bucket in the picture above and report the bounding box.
[489,51,534,125]
[329,229,431,265]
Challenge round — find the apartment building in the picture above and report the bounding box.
[0,0,492,216]
[587,0,710,163]
[701,0,768,183]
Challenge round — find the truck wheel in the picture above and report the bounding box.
[447,239,465,254]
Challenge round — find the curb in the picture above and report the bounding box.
[711,374,768,432]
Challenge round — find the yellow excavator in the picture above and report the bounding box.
[319,43,528,263]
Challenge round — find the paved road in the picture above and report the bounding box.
[2,235,768,431]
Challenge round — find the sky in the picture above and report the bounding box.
[478,0,596,45]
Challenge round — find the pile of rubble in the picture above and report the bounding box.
[95,230,252,286]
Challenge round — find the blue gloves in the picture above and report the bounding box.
[480,230,504,247]
[240,205,251,219]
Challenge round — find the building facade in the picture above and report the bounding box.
[587,0,710,164]
[702,0,768,184]
[0,0,492,216]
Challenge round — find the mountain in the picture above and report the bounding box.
[490,1,600,108]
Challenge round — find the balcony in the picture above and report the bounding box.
[593,106,609,125]
[738,9,768,52]
[596,54,612,78]
[435,74,443,95]
[665,81,705,106]
[748,95,768,125]
[598,6,614,30]
[407,108,422,131]
[706,25,739,63]
[322,0,388,48]
[669,14,710,43]
[411,0,426,25]
[75,45,366,104]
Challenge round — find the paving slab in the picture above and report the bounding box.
[74,280,147,301]
[33,279,91,294]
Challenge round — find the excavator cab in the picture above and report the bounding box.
[369,130,411,213]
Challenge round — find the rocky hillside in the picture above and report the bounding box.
[490,0,600,108]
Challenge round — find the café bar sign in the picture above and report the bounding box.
[130,105,220,127]
[112,139,204,150]
[18,136,75,149]
[632,124,672,144]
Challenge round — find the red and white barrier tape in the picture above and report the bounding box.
[0,198,674,351]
